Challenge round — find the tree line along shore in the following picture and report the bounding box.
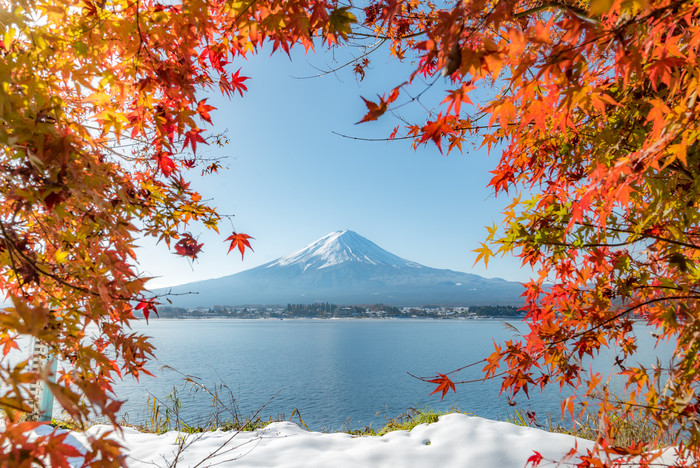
[145,303,523,320]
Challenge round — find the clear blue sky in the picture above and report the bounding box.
[137,43,533,289]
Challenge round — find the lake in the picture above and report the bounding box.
[109,319,674,431]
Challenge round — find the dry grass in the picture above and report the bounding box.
[506,408,677,449]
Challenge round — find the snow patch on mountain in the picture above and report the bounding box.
[266,230,424,271]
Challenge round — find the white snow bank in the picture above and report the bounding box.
[33,414,679,467]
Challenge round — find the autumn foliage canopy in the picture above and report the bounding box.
[0,0,352,465]
[352,0,700,465]
[3,0,700,465]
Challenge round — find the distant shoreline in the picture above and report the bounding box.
[138,315,526,321]
[141,303,525,321]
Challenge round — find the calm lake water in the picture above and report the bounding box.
[109,319,674,430]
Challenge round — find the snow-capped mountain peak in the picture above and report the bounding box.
[266,230,423,271]
[157,230,526,307]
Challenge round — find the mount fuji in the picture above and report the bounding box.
[155,230,525,307]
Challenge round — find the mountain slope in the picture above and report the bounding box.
[155,230,524,307]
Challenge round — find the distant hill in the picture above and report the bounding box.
[153,230,525,307]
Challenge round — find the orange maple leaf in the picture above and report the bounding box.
[357,96,389,123]
[225,232,254,259]
[197,99,216,124]
[427,373,456,400]
[356,88,400,124]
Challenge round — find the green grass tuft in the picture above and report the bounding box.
[343,406,471,437]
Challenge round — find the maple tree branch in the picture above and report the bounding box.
[452,371,508,385]
[292,38,388,79]
[151,289,200,299]
[544,239,637,249]
[134,0,143,59]
[5,238,98,298]
[614,399,700,417]
[0,220,160,305]
[439,358,488,378]
[406,368,506,384]
[0,222,27,297]
[28,212,62,252]
[332,124,509,142]
[639,232,700,250]
[633,284,687,293]
[331,130,413,141]
[223,0,257,38]
[578,223,700,251]
[348,30,428,41]
[540,0,690,65]
[513,2,596,23]
[550,294,700,347]
[389,82,438,118]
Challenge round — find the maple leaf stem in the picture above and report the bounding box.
[407,358,489,381]
[443,358,489,376]
[452,371,508,385]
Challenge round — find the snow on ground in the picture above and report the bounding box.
[33,413,679,467]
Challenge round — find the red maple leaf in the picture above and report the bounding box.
[681,403,700,416]
[135,300,159,323]
[204,45,228,72]
[156,152,177,177]
[225,232,253,259]
[526,451,544,467]
[427,373,456,400]
[183,128,207,155]
[221,68,249,97]
[174,233,203,259]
